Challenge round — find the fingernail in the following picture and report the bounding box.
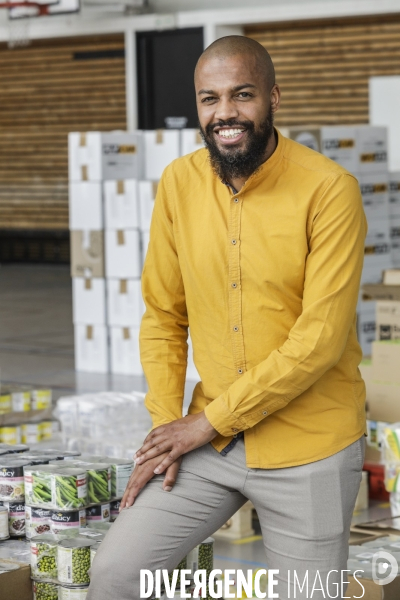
[154,468,160,474]
[136,457,142,463]
[133,453,137,459]
[164,486,172,492]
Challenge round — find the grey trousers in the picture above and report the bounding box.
[88,436,364,600]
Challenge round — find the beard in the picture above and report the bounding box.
[199,106,274,182]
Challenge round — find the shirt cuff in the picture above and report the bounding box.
[204,395,248,437]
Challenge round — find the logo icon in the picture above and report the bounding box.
[372,550,398,585]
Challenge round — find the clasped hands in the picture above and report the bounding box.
[120,412,217,510]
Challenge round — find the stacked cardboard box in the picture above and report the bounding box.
[69,131,143,373]
[285,125,392,356]
[69,129,204,379]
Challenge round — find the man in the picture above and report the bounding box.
[88,36,366,600]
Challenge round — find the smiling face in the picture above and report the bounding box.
[195,52,280,183]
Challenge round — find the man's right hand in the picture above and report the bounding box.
[120,451,182,510]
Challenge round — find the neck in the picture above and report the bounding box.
[228,128,277,192]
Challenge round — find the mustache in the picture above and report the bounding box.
[205,119,255,134]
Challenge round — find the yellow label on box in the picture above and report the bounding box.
[0,425,21,445]
[31,389,51,411]
[0,394,11,414]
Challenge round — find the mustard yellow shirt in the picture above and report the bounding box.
[140,129,367,468]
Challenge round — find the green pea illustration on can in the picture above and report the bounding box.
[57,538,95,585]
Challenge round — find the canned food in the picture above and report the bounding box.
[3,500,25,536]
[32,580,58,600]
[52,469,87,509]
[109,459,133,498]
[26,506,52,539]
[0,505,9,540]
[61,451,82,460]
[22,455,55,465]
[0,425,21,445]
[0,393,11,414]
[85,464,111,504]
[110,499,120,521]
[78,529,105,540]
[90,541,101,566]
[0,444,13,452]
[26,465,61,506]
[39,421,53,440]
[51,509,86,535]
[6,444,29,453]
[21,423,42,445]
[31,389,52,411]
[59,585,89,599]
[10,386,31,412]
[86,503,110,523]
[0,460,30,500]
[86,521,112,532]
[57,538,94,585]
[31,534,59,580]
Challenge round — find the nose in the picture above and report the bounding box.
[214,96,239,123]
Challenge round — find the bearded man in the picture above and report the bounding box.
[88,35,366,600]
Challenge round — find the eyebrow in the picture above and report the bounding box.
[197,83,257,95]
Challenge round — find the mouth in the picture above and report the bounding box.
[213,127,247,145]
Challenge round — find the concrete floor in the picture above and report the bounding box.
[0,264,394,581]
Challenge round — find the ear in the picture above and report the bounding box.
[270,84,281,114]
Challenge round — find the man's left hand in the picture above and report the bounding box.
[133,412,218,474]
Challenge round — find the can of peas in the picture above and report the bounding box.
[57,538,95,585]
[32,580,59,600]
[59,585,89,599]
[31,533,60,581]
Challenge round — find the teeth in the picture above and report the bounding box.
[218,129,244,138]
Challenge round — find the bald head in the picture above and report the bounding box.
[195,35,275,91]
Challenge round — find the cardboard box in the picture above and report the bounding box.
[376,301,400,341]
[357,302,377,356]
[383,270,400,285]
[357,172,390,222]
[389,173,400,218]
[70,230,104,278]
[72,277,106,325]
[138,181,158,231]
[141,230,150,266]
[68,131,143,182]
[392,240,400,268]
[362,219,392,284]
[322,125,388,173]
[372,341,400,384]
[390,215,400,247]
[105,230,141,279]
[110,326,142,375]
[74,324,108,373]
[181,129,205,156]
[286,126,322,152]
[104,179,139,230]
[107,278,144,327]
[0,561,32,600]
[143,130,180,180]
[347,574,400,600]
[363,283,400,302]
[366,380,400,423]
[69,181,103,230]
[363,462,390,501]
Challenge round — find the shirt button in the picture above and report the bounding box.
[238,368,243,374]
[231,283,237,288]
[233,198,239,203]
[262,410,268,416]
[233,326,239,332]
[231,239,237,245]
[232,428,238,432]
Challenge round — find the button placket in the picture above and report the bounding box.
[228,195,246,379]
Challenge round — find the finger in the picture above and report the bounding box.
[134,431,166,458]
[134,441,171,464]
[154,450,182,475]
[120,469,149,509]
[142,426,165,446]
[162,459,182,492]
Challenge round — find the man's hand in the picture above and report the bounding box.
[120,452,182,510]
[133,412,218,475]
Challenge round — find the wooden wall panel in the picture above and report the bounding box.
[245,16,400,128]
[0,34,126,230]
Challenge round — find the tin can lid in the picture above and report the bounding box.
[201,537,214,545]
[0,562,20,571]
[59,538,96,549]
[6,445,30,453]
[0,506,8,513]
[0,460,32,468]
